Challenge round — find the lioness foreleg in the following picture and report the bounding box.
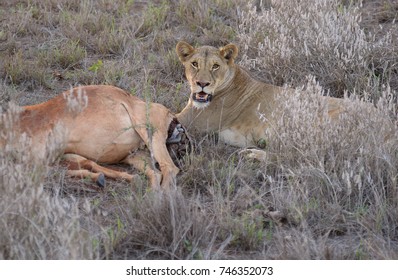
[239,148,268,161]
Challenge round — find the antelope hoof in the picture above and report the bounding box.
[96,173,106,188]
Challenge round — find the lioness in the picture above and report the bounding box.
[1,85,190,189]
[176,41,345,148]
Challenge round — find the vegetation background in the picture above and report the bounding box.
[0,0,397,259]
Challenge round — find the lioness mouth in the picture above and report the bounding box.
[193,91,212,103]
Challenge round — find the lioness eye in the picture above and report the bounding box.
[191,61,198,68]
[212,64,220,70]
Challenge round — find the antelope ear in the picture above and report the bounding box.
[220,43,238,62]
[176,41,195,62]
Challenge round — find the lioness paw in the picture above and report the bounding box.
[239,148,268,162]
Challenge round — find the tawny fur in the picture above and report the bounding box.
[176,41,347,148]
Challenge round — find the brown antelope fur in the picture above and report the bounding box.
[3,85,181,189]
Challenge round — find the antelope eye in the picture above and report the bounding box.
[212,64,220,70]
[191,61,198,68]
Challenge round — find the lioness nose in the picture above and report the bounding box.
[196,81,210,88]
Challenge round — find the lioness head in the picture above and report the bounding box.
[176,41,238,109]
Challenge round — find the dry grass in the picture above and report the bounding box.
[237,0,398,98]
[0,0,397,259]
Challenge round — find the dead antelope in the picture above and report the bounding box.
[1,85,190,189]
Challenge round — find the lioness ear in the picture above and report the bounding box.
[176,41,195,62]
[220,44,238,62]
